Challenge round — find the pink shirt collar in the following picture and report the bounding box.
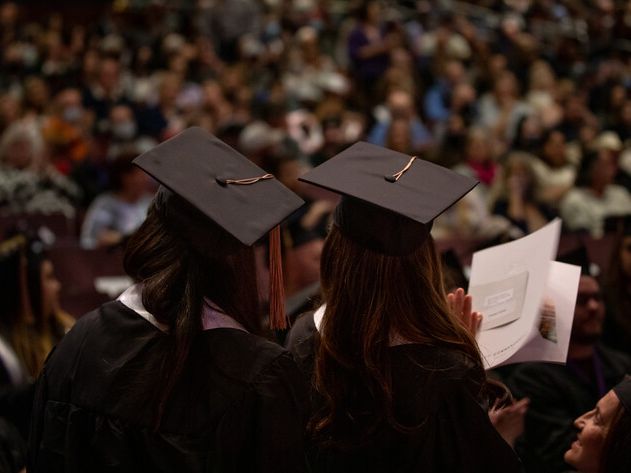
[118,284,247,333]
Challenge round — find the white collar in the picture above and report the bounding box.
[313,304,326,331]
[0,335,27,384]
[118,284,247,333]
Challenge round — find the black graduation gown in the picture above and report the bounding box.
[28,301,308,473]
[507,345,631,473]
[287,312,521,473]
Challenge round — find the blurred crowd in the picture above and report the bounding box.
[0,0,630,471]
[1,0,630,248]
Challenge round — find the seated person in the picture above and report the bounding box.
[564,376,631,473]
[560,149,631,237]
[490,152,556,235]
[80,150,153,249]
[508,250,631,473]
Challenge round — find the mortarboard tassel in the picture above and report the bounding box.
[268,224,287,330]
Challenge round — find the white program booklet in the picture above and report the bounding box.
[467,219,581,369]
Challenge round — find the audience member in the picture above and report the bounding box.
[531,128,577,207]
[564,376,631,473]
[508,256,631,473]
[490,152,556,235]
[0,121,80,217]
[80,150,152,249]
[560,149,631,237]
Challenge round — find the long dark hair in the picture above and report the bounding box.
[311,225,486,446]
[123,199,261,428]
[0,234,63,379]
[600,403,631,473]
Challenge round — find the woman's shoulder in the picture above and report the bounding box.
[389,344,482,383]
[199,328,298,385]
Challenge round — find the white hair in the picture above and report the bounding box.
[0,120,45,166]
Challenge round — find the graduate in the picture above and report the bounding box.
[287,142,521,472]
[28,127,308,472]
[564,376,631,473]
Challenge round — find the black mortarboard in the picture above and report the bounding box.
[558,245,599,277]
[613,376,631,413]
[298,142,478,255]
[133,127,304,329]
[134,127,304,247]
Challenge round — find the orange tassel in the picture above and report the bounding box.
[268,225,287,330]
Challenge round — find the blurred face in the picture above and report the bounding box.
[495,73,517,98]
[120,167,149,199]
[387,119,411,153]
[507,160,531,183]
[590,151,617,189]
[444,60,464,84]
[160,75,182,104]
[82,50,99,76]
[564,390,620,473]
[565,97,584,121]
[466,134,490,163]
[25,78,49,107]
[620,236,631,278]
[521,115,542,139]
[543,131,566,167]
[366,1,381,23]
[387,91,413,119]
[571,276,605,345]
[4,138,33,169]
[99,59,120,92]
[0,94,21,124]
[57,89,83,122]
[40,260,61,318]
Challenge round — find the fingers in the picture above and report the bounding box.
[471,311,483,334]
[447,288,482,336]
[463,293,472,319]
[455,287,465,313]
[513,397,530,414]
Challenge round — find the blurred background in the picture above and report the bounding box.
[0,0,629,320]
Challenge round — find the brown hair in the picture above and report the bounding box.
[123,201,261,428]
[311,225,486,445]
[0,234,67,379]
[600,402,631,473]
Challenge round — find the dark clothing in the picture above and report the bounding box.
[0,417,25,473]
[29,301,308,473]
[347,27,389,83]
[507,345,631,473]
[602,285,631,356]
[492,199,557,235]
[284,199,330,248]
[287,312,521,473]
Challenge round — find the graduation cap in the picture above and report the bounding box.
[133,127,305,329]
[298,141,478,255]
[558,245,600,278]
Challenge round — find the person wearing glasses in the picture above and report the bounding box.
[508,248,631,473]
